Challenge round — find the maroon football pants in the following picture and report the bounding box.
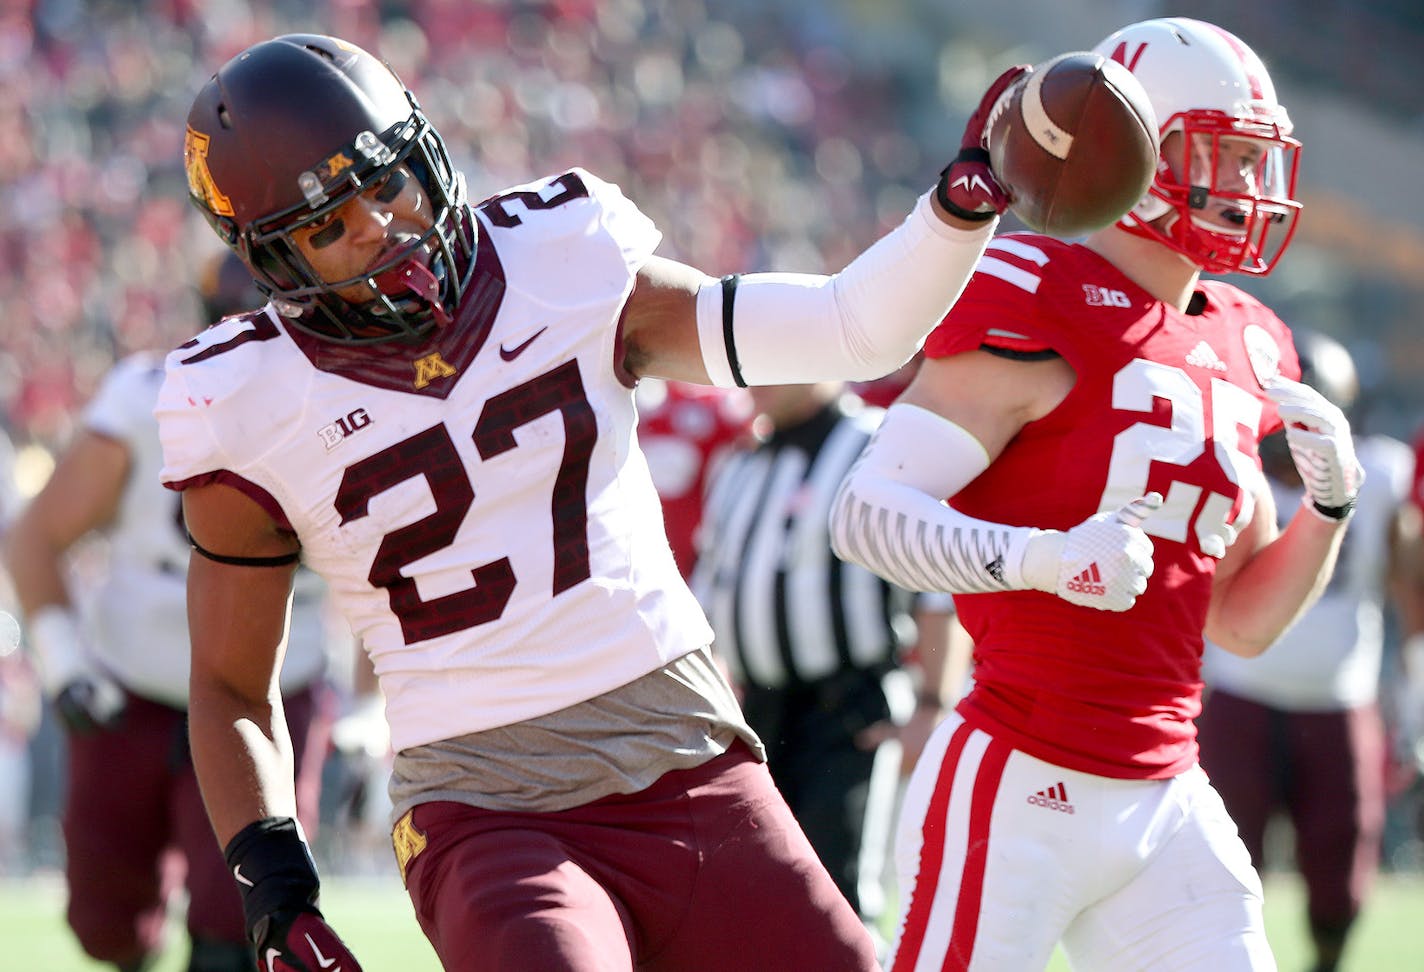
[62,687,327,964]
[1197,689,1385,926]
[402,740,879,971]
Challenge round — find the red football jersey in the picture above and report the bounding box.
[927,233,1300,779]
[637,381,753,579]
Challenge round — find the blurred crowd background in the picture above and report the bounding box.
[2,0,1424,876]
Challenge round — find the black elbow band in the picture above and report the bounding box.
[188,530,301,567]
[1312,498,1356,521]
[720,274,746,388]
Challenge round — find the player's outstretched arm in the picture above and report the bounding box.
[621,67,1029,388]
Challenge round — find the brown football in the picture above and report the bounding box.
[988,52,1159,237]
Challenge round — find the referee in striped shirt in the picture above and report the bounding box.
[690,380,955,940]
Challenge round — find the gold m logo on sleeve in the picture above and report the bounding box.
[391,810,428,885]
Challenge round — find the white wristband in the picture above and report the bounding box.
[28,606,90,696]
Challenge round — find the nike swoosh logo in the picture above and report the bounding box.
[499,326,547,361]
[264,947,283,972]
[233,865,254,887]
[306,932,338,969]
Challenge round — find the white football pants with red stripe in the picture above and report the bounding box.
[887,714,1277,971]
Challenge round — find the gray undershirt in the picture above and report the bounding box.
[388,646,764,821]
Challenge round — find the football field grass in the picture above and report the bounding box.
[4,870,1422,970]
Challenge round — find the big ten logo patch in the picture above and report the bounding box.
[1083,284,1131,308]
[318,408,373,450]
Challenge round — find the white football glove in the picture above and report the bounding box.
[1021,493,1162,612]
[29,606,125,733]
[1264,376,1364,520]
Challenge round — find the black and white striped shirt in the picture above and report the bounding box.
[690,397,923,689]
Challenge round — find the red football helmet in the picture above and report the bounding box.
[1093,18,1301,275]
[184,34,474,343]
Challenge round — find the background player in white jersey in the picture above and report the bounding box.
[3,254,333,972]
[159,32,1041,972]
[831,18,1363,971]
[1198,331,1422,972]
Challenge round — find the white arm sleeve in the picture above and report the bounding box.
[829,403,1050,594]
[696,192,995,387]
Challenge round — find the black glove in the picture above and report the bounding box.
[936,64,1031,221]
[225,817,364,972]
[54,675,126,734]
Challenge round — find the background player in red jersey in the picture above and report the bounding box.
[636,379,753,580]
[160,32,1037,972]
[832,17,1363,971]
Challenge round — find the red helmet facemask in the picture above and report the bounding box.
[1125,109,1301,275]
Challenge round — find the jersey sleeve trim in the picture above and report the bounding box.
[163,469,294,532]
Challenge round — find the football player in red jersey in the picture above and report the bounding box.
[832,18,1362,971]
[158,32,1042,972]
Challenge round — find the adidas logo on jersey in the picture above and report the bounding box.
[1185,340,1227,372]
[1065,563,1105,596]
[1027,782,1075,814]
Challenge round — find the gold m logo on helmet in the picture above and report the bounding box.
[184,127,234,218]
[318,151,355,183]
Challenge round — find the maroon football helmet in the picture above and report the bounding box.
[184,34,474,343]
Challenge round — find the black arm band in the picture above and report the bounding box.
[224,817,321,939]
[188,530,301,567]
[1313,498,1356,521]
[720,274,746,388]
[936,148,998,223]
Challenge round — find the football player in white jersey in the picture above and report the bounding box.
[3,253,333,972]
[1199,331,1421,972]
[159,32,1040,972]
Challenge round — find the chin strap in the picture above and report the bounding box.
[373,259,452,329]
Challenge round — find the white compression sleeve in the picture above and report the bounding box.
[829,403,1049,594]
[696,192,995,387]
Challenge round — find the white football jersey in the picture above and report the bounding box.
[82,353,327,706]
[1203,434,1415,709]
[157,169,713,751]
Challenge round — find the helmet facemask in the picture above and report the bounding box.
[244,108,474,345]
[1127,108,1301,275]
